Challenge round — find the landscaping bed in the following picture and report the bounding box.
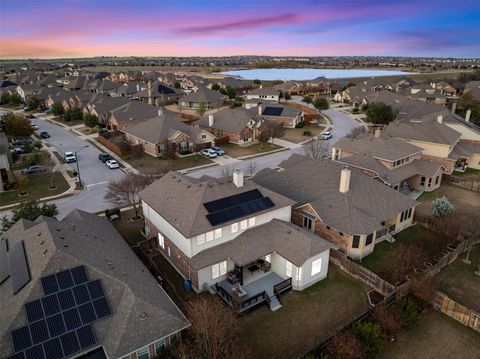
[221,142,282,158]
[281,125,325,143]
[122,153,213,174]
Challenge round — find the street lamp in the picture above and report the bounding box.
[74,145,89,187]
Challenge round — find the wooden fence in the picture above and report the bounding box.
[414,213,474,241]
[443,175,480,192]
[432,291,480,333]
[97,135,129,156]
[284,102,319,122]
[329,250,396,296]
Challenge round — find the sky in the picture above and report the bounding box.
[1,0,479,59]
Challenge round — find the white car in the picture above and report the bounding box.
[321,131,333,140]
[64,151,77,163]
[31,124,39,130]
[200,148,218,158]
[105,159,119,169]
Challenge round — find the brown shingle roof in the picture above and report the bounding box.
[384,121,461,146]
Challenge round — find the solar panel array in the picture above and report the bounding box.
[6,266,112,359]
[262,107,284,116]
[7,241,31,295]
[157,84,176,95]
[0,239,9,284]
[204,189,275,226]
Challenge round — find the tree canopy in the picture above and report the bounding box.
[2,112,34,138]
[366,102,396,124]
[313,97,329,110]
[2,200,58,231]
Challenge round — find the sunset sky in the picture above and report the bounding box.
[1,0,479,59]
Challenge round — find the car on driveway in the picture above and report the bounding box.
[23,165,46,174]
[200,148,218,158]
[98,153,112,162]
[64,151,77,163]
[105,159,119,169]
[40,131,50,139]
[31,124,39,130]
[321,131,333,140]
[211,146,225,156]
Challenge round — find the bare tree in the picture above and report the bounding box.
[260,121,285,145]
[303,138,329,159]
[104,172,155,220]
[41,153,57,189]
[220,164,234,180]
[247,160,257,177]
[346,126,367,139]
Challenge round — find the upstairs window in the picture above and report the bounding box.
[352,235,361,248]
[196,234,205,245]
[231,222,238,233]
[214,228,222,239]
[158,233,165,249]
[303,216,313,230]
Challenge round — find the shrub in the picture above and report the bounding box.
[303,130,311,136]
[351,322,386,358]
[314,97,329,110]
[105,208,121,218]
[395,297,421,328]
[431,196,455,216]
[295,121,305,128]
[352,107,360,113]
[326,331,364,359]
[371,304,405,337]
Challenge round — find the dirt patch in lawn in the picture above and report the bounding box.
[281,125,325,143]
[236,265,370,359]
[221,142,282,158]
[112,209,145,247]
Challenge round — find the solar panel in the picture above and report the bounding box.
[70,266,88,285]
[206,197,275,226]
[11,326,32,352]
[41,294,60,317]
[57,289,76,311]
[41,275,59,295]
[8,241,31,295]
[86,280,105,300]
[158,84,176,95]
[78,302,97,325]
[63,308,82,332]
[46,314,66,337]
[29,320,49,345]
[25,344,45,359]
[76,326,96,350]
[204,189,263,213]
[0,239,9,284]
[262,106,283,116]
[59,331,80,357]
[42,337,63,359]
[92,298,112,319]
[72,284,90,305]
[25,300,44,323]
[6,352,25,359]
[56,270,74,290]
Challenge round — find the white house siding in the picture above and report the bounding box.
[270,253,290,281]
[190,206,292,257]
[294,250,330,291]
[197,259,235,290]
[142,201,193,257]
[445,123,480,142]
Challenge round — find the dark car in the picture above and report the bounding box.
[40,131,50,139]
[26,114,35,119]
[98,153,112,162]
[23,165,46,174]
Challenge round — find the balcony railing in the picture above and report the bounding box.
[273,277,292,299]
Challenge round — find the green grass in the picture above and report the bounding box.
[451,167,480,177]
[436,244,480,312]
[237,265,370,359]
[0,172,69,206]
[221,142,282,158]
[123,153,213,174]
[52,151,66,164]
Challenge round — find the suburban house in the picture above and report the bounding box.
[83,95,130,125]
[108,101,160,130]
[0,210,189,359]
[307,77,342,95]
[332,130,443,195]
[253,155,418,259]
[196,107,261,145]
[0,132,11,192]
[134,81,183,106]
[114,82,142,98]
[245,86,282,102]
[464,80,480,101]
[273,81,304,96]
[250,103,304,128]
[140,172,334,312]
[121,112,215,157]
[178,87,226,110]
[334,85,371,106]
[406,84,447,105]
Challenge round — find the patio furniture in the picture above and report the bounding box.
[232,284,247,297]
[248,264,259,273]
[262,262,271,272]
[227,270,239,285]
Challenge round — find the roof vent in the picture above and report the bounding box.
[140,312,148,319]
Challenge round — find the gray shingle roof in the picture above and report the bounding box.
[0,210,189,359]
[196,107,256,134]
[111,101,159,123]
[384,121,461,146]
[180,87,225,103]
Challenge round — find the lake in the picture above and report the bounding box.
[219,68,413,81]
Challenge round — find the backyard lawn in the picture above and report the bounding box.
[0,172,69,206]
[221,142,283,158]
[379,310,480,359]
[450,167,480,178]
[122,153,213,174]
[281,125,325,143]
[236,265,370,359]
[436,244,480,312]
[112,209,145,247]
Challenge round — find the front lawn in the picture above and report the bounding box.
[281,125,325,143]
[123,153,214,174]
[378,310,480,359]
[221,142,283,158]
[237,265,370,359]
[436,244,480,312]
[0,172,69,206]
[12,151,50,171]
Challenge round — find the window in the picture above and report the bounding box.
[265,254,271,263]
[311,258,322,276]
[158,233,164,249]
[201,134,206,139]
[197,234,205,245]
[179,141,188,150]
[231,222,238,233]
[339,232,344,236]
[212,261,227,279]
[167,247,171,257]
[137,346,149,359]
[295,267,302,282]
[240,220,248,230]
[366,233,374,246]
[170,333,178,344]
[420,176,426,186]
[206,231,214,242]
[214,228,222,239]
[408,208,412,219]
[400,211,405,222]
[352,235,361,249]
[435,175,440,185]
[248,217,256,227]
[428,177,432,187]
[286,261,292,277]
[155,338,165,355]
[326,225,331,230]
[303,216,312,230]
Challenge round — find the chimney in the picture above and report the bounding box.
[157,108,163,116]
[436,115,443,124]
[451,102,457,114]
[136,84,140,92]
[258,104,263,116]
[208,114,214,127]
[259,84,263,89]
[147,80,153,105]
[465,108,471,122]
[339,167,351,194]
[374,129,382,138]
[233,169,244,188]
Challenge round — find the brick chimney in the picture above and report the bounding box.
[208,114,214,127]
[436,115,443,124]
[339,167,351,194]
[465,109,471,122]
[233,169,244,188]
[147,80,153,105]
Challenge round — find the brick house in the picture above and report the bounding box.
[107,101,160,130]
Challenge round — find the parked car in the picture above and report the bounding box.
[23,165,46,174]
[31,124,39,130]
[211,146,225,156]
[11,138,32,146]
[26,114,36,119]
[200,148,218,158]
[98,153,112,162]
[13,147,25,154]
[40,131,50,139]
[310,119,323,126]
[321,131,332,140]
[105,159,119,169]
[64,151,77,163]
